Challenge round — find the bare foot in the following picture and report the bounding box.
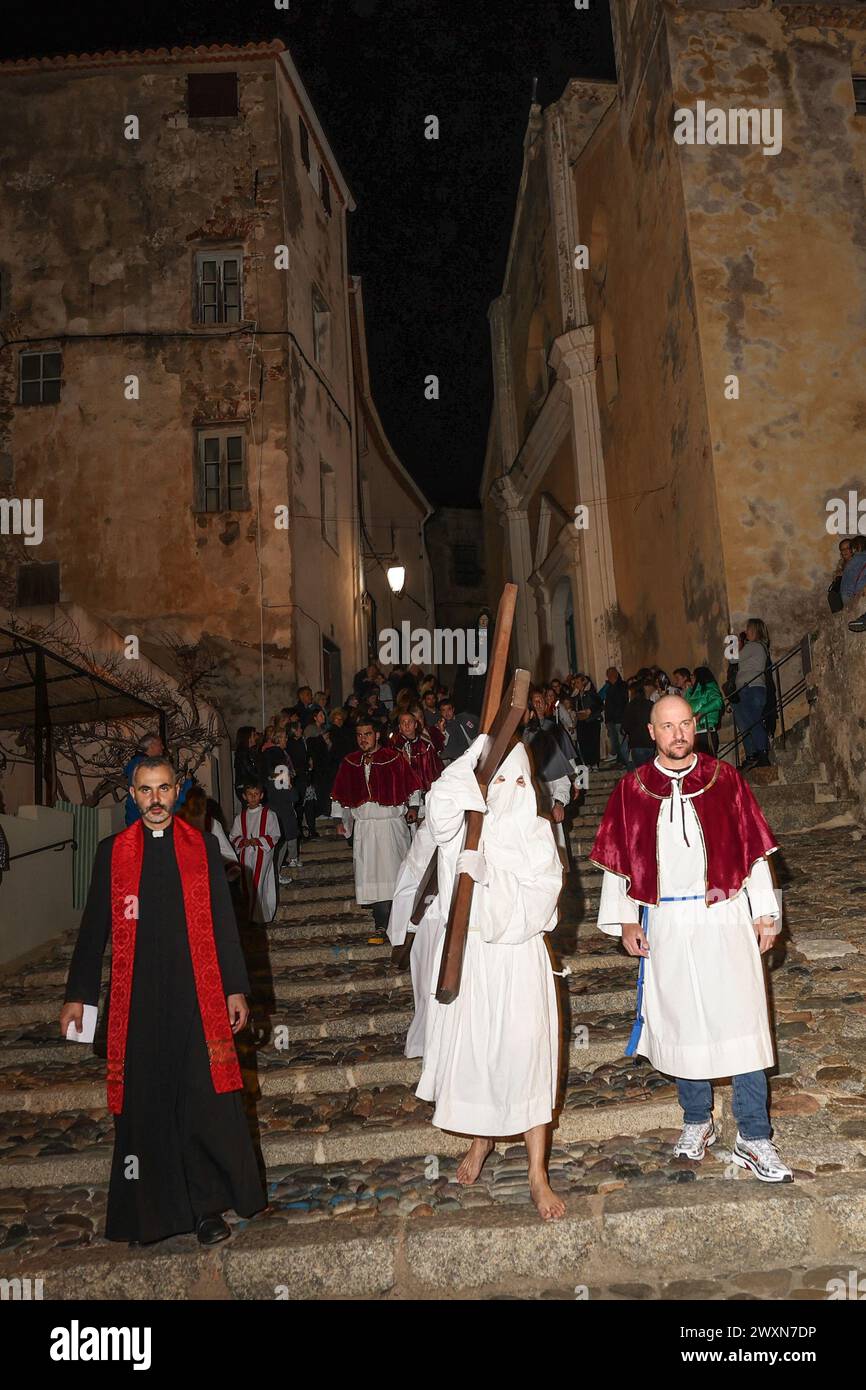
[456,1137,495,1185]
[529,1173,566,1221]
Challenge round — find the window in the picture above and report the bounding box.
[299,116,311,170]
[19,351,61,405]
[320,460,338,550]
[187,72,238,118]
[312,286,331,367]
[453,544,481,587]
[195,250,243,324]
[319,167,332,216]
[855,76,866,117]
[197,429,246,512]
[17,561,60,606]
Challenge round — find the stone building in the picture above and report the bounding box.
[0,39,366,732]
[481,0,866,684]
[349,277,435,676]
[424,508,488,693]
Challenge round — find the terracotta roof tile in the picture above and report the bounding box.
[0,39,285,74]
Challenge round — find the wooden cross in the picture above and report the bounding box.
[399,583,529,1003]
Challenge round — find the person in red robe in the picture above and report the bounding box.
[389,711,445,792]
[331,719,424,932]
[61,756,265,1246]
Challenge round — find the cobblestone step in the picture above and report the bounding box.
[2,1170,864,1300]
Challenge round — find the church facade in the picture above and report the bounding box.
[481,0,866,683]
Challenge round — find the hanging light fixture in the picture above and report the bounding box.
[386,565,406,596]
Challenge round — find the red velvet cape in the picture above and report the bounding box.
[107,817,242,1114]
[388,732,444,792]
[590,753,778,906]
[331,746,423,808]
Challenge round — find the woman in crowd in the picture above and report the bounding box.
[233,726,262,803]
[571,672,603,769]
[685,665,725,756]
[732,618,772,770]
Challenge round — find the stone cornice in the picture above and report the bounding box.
[777,5,866,29]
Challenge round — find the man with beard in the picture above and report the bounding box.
[60,756,265,1245]
[331,719,424,933]
[591,695,792,1182]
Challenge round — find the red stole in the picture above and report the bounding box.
[107,817,242,1115]
[590,753,778,906]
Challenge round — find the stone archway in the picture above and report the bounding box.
[550,574,576,678]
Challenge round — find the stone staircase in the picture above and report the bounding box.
[0,758,865,1300]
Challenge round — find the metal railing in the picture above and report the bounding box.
[717,634,813,767]
[8,837,77,862]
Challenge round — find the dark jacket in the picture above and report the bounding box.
[603,678,628,725]
[621,696,655,751]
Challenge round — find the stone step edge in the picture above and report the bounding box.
[0,985,642,1029]
[0,1036,634,1112]
[17,945,633,993]
[4,1174,865,1298]
[0,1098,688,1186]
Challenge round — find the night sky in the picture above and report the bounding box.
[2,1,615,506]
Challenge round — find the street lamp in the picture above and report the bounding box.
[386,565,405,596]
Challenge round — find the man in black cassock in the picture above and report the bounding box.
[60,756,266,1247]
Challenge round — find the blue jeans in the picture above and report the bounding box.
[607,721,629,765]
[733,685,768,757]
[676,1070,770,1140]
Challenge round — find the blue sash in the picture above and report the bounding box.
[624,894,705,1058]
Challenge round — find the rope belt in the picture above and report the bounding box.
[624,894,705,1056]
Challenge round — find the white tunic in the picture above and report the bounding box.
[597,756,778,1079]
[230,806,279,924]
[343,801,412,905]
[387,819,446,1059]
[416,741,563,1136]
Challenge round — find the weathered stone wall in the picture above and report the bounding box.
[504,126,563,445]
[0,50,360,735]
[573,63,730,678]
[666,3,866,649]
[807,593,866,820]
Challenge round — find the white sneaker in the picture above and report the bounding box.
[673,1120,717,1160]
[278,871,293,885]
[286,858,302,868]
[731,1133,793,1183]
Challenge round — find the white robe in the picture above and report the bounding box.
[342,801,412,905]
[230,806,279,923]
[597,756,778,1079]
[416,741,563,1136]
[387,819,446,1058]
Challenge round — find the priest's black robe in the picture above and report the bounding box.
[65,821,266,1243]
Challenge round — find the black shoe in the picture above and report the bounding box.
[848,618,866,633]
[195,1214,231,1246]
[740,755,758,771]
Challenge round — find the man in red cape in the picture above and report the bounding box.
[332,718,423,933]
[61,756,265,1245]
[388,711,445,793]
[591,694,793,1183]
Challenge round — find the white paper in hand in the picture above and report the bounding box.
[65,1004,98,1044]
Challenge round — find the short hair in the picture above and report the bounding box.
[181,786,208,817]
[355,718,375,733]
[673,667,691,684]
[298,685,313,698]
[240,778,265,793]
[132,756,177,781]
[137,733,163,755]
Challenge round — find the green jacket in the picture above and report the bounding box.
[686,680,725,733]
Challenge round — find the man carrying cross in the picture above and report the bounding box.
[412,585,566,1220]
